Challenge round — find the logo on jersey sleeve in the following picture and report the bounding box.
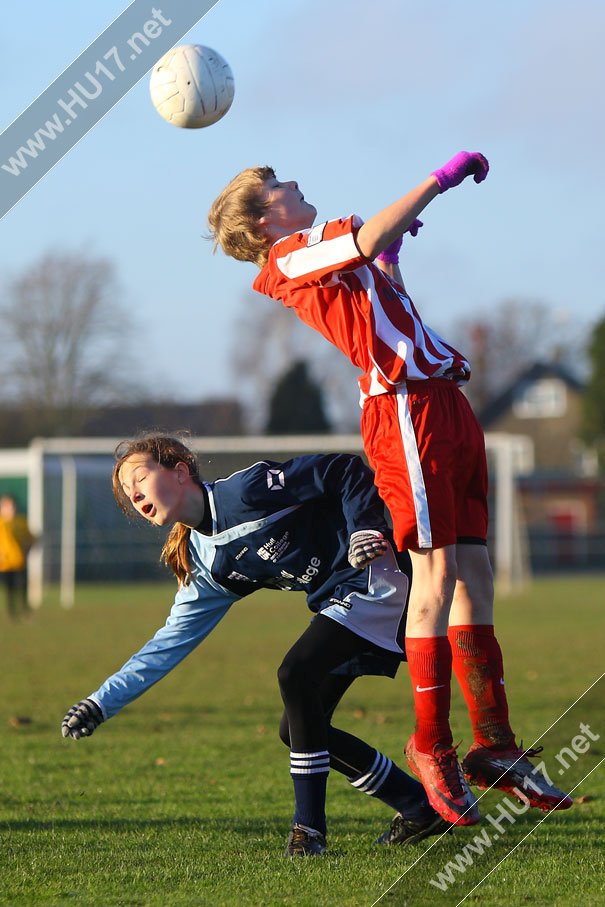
[266,468,285,491]
[307,222,326,246]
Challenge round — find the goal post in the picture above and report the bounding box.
[16,432,532,607]
[485,433,533,593]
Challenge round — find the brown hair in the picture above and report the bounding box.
[112,434,200,586]
[207,165,276,267]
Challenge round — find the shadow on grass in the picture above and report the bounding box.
[1,808,593,839]
[0,815,374,861]
[0,815,289,835]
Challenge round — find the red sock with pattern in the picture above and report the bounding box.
[448,624,516,750]
[405,636,453,753]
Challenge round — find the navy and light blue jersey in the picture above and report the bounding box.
[91,454,409,719]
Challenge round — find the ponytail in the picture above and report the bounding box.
[161,522,193,586]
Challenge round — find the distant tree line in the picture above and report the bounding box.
[2,251,604,471]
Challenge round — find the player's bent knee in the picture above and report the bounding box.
[278,712,291,747]
[277,656,319,699]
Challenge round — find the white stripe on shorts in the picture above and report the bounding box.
[396,386,432,548]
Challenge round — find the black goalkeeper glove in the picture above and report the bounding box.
[61,698,104,739]
[347,530,389,569]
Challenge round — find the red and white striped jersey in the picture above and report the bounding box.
[253,214,470,401]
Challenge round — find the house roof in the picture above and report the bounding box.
[478,361,585,428]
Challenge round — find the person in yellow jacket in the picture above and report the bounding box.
[0,495,36,621]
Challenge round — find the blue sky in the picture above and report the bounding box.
[1,0,603,403]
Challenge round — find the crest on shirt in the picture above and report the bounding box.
[307,222,326,247]
[266,468,285,491]
[257,532,290,562]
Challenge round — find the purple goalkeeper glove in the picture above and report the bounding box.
[431,152,489,193]
[376,219,423,264]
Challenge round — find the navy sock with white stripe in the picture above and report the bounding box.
[347,750,432,821]
[290,750,330,835]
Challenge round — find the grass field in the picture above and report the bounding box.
[2,576,604,906]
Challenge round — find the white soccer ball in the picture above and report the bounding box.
[149,44,235,129]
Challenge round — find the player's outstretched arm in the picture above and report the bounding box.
[59,583,237,734]
[348,530,389,569]
[357,152,488,260]
[61,698,104,740]
[357,178,438,260]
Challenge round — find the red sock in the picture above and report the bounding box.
[405,636,453,753]
[448,624,516,750]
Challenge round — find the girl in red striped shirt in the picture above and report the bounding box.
[208,154,572,824]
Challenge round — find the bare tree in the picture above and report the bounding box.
[231,292,362,433]
[233,294,590,432]
[449,298,588,412]
[0,251,137,436]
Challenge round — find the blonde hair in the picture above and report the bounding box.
[207,165,276,267]
[112,434,200,586]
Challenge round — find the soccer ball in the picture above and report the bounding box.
[149,44,234,129]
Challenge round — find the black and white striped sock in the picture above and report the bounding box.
[347,749,431,821]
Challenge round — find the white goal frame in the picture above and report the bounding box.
[0,432,532,608]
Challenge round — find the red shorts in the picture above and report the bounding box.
[361,379,488,550]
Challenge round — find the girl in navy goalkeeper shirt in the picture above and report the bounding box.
[61,433,451,856]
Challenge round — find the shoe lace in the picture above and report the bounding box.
[391,813,409,834]
[434,745,465,797]
[290,824,324,847]
[514,742,544,760]
[522,744,544,759]
[290,825,310,847]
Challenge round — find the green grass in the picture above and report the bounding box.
[1,577,604,906]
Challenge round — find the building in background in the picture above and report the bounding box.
[479,361,603,573]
